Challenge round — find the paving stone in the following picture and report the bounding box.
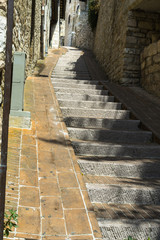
[20,186,40,207]
[58,172,78,188]
[64,209,92,235]
[18,207,41,234]
[42,217,66,236]
[21,155,37,170]
[61,188,84,209]
[40,178,60,196]
[20,169,38,186]
[41,196,63,218]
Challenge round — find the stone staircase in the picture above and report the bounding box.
[51,48,160,240]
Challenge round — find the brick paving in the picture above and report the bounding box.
[4,48,102,240]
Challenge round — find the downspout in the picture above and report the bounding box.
[0,0,14,238]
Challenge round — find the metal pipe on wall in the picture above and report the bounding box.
[0,0,14,238]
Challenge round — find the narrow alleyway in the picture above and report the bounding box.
[5,48,101,240]
[51,48,160,240]
[4,47,160,240]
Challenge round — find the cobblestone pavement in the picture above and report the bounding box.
[4,48,102,240]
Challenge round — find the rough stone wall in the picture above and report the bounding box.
[123,10,160,85]
[13,0,42,75]
[65,0,93,49]
[141,40,160,97]
[51,3,60,49]
[64,0,77,46]
[0,0,42,104]
[93,0,160,86]
[0,0,7,103]
[75,3,93,50]
[94,0,129,83]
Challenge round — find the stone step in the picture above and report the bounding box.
[86,182,160,204]
[58,100,121,110]
[52,75,91,80]
[61,108,130,119]
[92,202,160,220]
[53,69,89,73]
[52,73,91,78]
[78,158,160,178]
[64,117,140,130]
[51,78,99,85]
[53,71,90,75]
[54,87,108,95]
[56,93,114,102]
[98,219,160,240]
[52,82,103,90]
[68,128,152,144]
[72,141,160,159]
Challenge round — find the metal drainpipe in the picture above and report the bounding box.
[0,0,14,238]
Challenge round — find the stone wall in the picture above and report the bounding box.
[65,0,93,49]
[94,0,129,83]
[93,0,160,86]
[0,0,42,104]
[124,10,160,85]
[13,0,42,75]
[0,0,7,103]
[141,40,160,97]
[75,6,93,49]
[50,1,60,49]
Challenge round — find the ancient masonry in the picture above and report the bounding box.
[93,0,160,97]
[65,0,93,49]
[0,0,42,104]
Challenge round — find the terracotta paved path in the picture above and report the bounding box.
[4,49,102,240]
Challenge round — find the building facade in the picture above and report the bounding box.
[64,0,93,49]
[0,0,64,104]
[93,0,160,97]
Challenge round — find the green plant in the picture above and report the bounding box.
[3,209,18,237]
[124,237,137,240]
[88,0,100,31]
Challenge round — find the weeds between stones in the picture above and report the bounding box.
[4,209,18,237]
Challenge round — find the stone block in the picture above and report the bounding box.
[125,64,140,71]
[147,43,158,57]
[133,32,145,38]
[153,54,160,64]
[153,72,160,82]
[157,40,160,53]
[141,61,145,70]
[138,21,153,30]
[152,33,160,43]
[146,56,152,67]
[148,64,160,74]
[127,18,137,27]
[126,36,137,44]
